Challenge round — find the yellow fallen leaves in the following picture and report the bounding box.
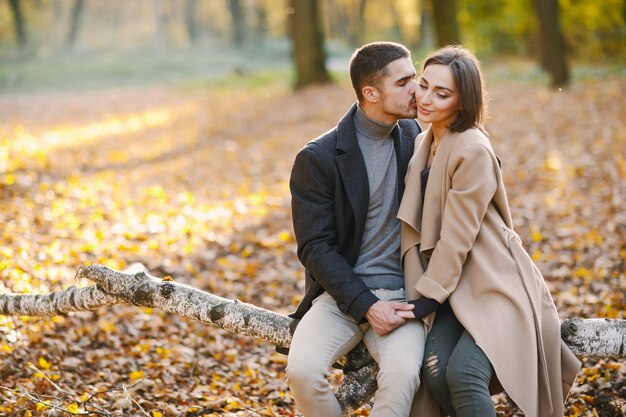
[38,357,52,370]
[129,370,145,380]
[66,402,80,414]
[98,319,117,333]
[530,229,543,242]
[0,78,623,416]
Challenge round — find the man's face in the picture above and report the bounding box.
[376,57,418,123]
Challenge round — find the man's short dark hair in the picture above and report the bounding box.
[349,42,411,102]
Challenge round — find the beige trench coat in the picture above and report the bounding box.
[398,126,581,417]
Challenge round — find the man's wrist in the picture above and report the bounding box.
[348,290,379,323]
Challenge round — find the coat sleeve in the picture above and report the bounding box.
[415,143,499,303]
[290,145,378,322]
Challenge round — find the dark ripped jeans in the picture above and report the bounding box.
[423,301,497,417]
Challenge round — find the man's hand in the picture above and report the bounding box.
[365,301,414,335]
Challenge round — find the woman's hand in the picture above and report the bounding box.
[397,297,441,320]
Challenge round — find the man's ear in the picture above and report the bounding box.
[362,86,379,103]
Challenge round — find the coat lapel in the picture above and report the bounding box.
[398,127,433,235]
[394,121,417,202]
[336,105,369,232]
[419,129,457,254]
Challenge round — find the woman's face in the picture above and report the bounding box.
[416,64,460,128]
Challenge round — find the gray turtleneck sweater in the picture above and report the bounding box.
[352,106,404,291]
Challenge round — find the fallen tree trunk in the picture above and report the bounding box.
[1,264,625,415]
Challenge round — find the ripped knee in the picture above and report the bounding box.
[425,353,440,378]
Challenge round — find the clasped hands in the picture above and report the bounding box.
[365,297,440,336]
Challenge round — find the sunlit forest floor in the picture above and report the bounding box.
[0,71,624,416]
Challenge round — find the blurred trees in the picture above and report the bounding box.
[7,0,26,49]
[417,0,434,50]
[228,0,245,46]
[431,0,460,46]
[289,0,331,88]
[533,0,569,87]
[65,0,85,48]
[184,0,199,42]
[0,0,623,86]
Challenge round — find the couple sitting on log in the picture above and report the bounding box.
[285,41,581,417]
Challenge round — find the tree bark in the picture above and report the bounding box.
[532,0,569,87]
[561,318,626,357]
[430,0,460,46]
[2,264,625,415]
[289,0,332,89]
[0,264,373,414]
[65,0,85,48]
[8,0,27,49]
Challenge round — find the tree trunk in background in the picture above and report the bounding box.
[151,0,167,49]
[8,0,27,49]
[389,1,406,46]
[327,0,349,41]
[65,0,85,48]
[350,0,368,47]
[229,0,245,47]
[184,0,199,43]
[430,0,460,46]
[417,0,435,51]
[532,0,570,88]
[254,3,268,41]
[289,0,331,89]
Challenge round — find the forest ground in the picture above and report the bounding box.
[0,71,624,416]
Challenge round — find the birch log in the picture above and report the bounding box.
[0,264,375,414]
[1,264,626,416]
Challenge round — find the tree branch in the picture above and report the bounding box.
[2,264,626,415]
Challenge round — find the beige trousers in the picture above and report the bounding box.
[287,289,426,417]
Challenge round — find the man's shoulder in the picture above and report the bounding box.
[299,127,338,157]
[398,118,421,139]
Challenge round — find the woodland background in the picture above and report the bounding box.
[0,0,625,416]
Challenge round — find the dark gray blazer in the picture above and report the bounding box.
[289,103,421,322]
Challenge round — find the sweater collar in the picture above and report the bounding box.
[354,105,397,139]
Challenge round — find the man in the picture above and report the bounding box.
[287,42,426,417]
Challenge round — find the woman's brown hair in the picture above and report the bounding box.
[422,45,486,132]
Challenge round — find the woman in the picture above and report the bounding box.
[397,46,581,417]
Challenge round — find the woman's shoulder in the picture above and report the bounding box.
[449,127,493,154]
